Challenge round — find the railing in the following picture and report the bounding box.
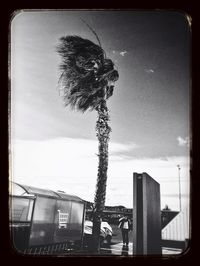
[162,208,189,241]
[86,208,132,214]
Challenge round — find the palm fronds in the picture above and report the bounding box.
[57,36,119,112]
[80,18,103,49]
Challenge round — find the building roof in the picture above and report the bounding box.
[9,181,84,203]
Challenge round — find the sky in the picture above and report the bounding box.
[10,10,191,210]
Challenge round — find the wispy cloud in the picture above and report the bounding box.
[112,50,128,57]
[145,69,154,73]
[110,141,138,154]
[119,51,127,56]
[177,136,189,147]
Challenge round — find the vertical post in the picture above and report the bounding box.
[133,173,144,255]
[177,165,182,212]
[133,172,161,255]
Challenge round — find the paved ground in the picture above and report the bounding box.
[162,247,182,255]
[101,242,133,256]
[100,242,182,256]
[100,224,183,256]
[63,223,183,256]
[60,242,182,256]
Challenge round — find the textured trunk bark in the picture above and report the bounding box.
[92,100,111,253]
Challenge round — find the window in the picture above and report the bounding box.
[10,196,34,222]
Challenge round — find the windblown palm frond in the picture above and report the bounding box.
[57,36,119,112]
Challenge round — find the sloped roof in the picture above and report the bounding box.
[9,181,84,203]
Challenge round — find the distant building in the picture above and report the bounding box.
[85,200,178,228]
[161,210,179,229]
[84,201,132,223]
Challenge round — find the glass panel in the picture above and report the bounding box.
[10,196,34,222]
[32,196,56,223]
[53,200,72,243]
[23,185,57,197]
[56,192,83,202]
[10,182,28,196]
[55,200,71,229]
[30,196,56,246]
[69,202,84,238]
[27,200,34,221]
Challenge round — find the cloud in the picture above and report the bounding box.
[177,136,189,147]
[119,51,127,56]
[145,69,154,73]
[10,137,138,181]
[111,50,127,57]
[11,138,190,209]
[110,141,138,154]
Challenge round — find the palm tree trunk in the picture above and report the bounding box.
[92,100,111,253]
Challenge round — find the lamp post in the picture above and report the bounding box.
[177,165,182,212]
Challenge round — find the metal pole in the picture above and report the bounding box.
[177,165,182,212]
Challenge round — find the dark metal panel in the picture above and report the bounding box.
[9,196,35,253]
[145,173,161,255]
[133,172,162,255]
[10,223,31,252]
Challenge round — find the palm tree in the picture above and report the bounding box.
[57,32,119,253]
